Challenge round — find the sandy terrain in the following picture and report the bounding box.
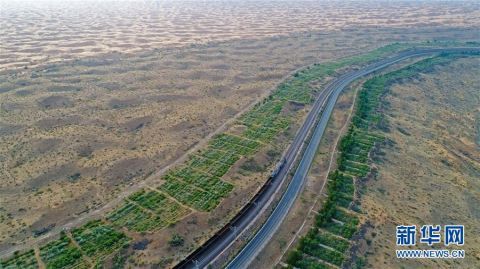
[2,27,478,256]
[0,0,480,267]
[357,57,480,268]
[1,0,479,70]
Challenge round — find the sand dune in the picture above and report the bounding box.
[1,0,479,70]
[0,0,479,265]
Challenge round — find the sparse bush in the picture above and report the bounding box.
[240,158,264,172]
[168,234,184,247]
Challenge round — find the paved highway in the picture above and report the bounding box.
[176,47,480,269]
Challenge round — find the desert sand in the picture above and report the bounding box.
[1,0,479,267]
[1,0,479,70]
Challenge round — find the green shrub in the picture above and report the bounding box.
[168,234,184,248]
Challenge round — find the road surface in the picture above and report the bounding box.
[175,47,480,269]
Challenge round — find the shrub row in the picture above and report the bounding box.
[0,249,38,269]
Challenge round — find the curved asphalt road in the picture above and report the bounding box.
[176,47,480,269]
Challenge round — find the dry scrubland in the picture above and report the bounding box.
[358,57,480,268]
[2,26,478,260]
[0,0,480,268]
[1,0,480,70]
[2,45,477,269]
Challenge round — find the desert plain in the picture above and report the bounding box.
[0,0,479,268]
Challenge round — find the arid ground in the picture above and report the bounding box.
[357,57,480,269]
[1,0,480,268]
